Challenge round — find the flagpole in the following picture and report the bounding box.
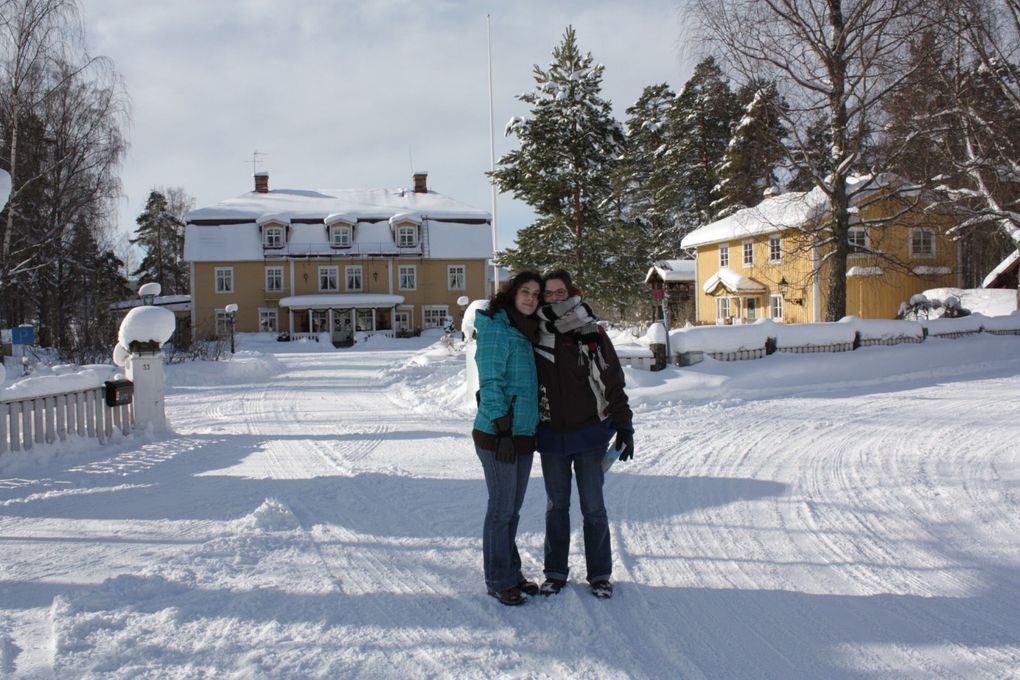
[487,14,499,295]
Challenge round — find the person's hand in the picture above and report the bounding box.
[493,412,516,464]
[614,429,634,462]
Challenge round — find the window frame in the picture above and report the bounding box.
[770,294,784,321]
[398,264,417,291]
[258,308,278,333]
[345,265,363,291]
[318,265,339,292]
[746,296,758,322]
[330,225,352,248]
[716,297,731,323]
[215,309,230,335]
[262,226,285,249]
[847,226,869,255]
[769,236,782,263]
[265,266,284,292]
[397,225,418,248]
[422,305,450,329]
[448,264,466,290]
[742,240,754,267]
[909,227,936,258]
[214,267,234,294]
[719,245,730,268]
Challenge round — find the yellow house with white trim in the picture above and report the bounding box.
[183,172,493,343]
[680,177,961,324]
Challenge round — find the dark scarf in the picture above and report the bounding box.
[535,296,611,419]
[505,305,539,342]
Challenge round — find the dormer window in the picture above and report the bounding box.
[331,225,352,248]
[263,226,285,248]
[397,225,418,248]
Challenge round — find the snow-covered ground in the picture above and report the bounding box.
[2,331,1019,679]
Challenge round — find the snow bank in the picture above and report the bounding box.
[670,323,771,353]
[924,287,1017,317]
[981,310,1020,332]
[841,316,924,341]
[920,314,985,336]
[165,350,285,387]
[0,365,116,401]
[774,321,854,348]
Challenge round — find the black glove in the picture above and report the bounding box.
[492,412,516,464]
[614,429,634,462]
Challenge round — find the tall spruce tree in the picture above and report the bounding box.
[619,83,682,259]
[661,57,740,239]
[712,80,788,219]
[131,189,186,294]
[491,26,633,310]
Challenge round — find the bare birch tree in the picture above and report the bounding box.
[692,0,942,320]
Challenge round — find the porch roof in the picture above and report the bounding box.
[278,294,405,309]
[703,268,767,296]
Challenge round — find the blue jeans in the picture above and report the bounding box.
[540,448,612,583]
[475,445,534,593]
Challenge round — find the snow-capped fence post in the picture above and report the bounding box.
[116,283,176,433]
[647,321,668,371]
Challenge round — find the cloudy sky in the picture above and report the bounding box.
[81,0,695,251]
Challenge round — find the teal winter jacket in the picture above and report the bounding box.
[473,309,539,437]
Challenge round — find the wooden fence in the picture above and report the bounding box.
[0,386,133,453]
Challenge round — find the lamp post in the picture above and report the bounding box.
[457,295,470,340]
[225,303,238,353]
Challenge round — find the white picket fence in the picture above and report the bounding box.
[0,386,133,453]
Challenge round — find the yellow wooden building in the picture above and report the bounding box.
[680,177,961,324]
[183,172,493,343]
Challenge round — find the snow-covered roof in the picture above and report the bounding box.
[644,259,696,284]
[389,212,423,227]
[982,249,1019,288]
[278,294,405,309]
[187,187,490,223]
[703,267,767,295]
[847,266,883,277]
[184,219,492,261]
[681,174,912,249]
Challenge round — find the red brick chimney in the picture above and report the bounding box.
[413,171,428,194]
[254,172,269,194]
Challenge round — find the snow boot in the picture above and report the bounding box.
[591,580,614,599]
[518,579,540,596]
[540,578,567,595]
[489,585,528,606]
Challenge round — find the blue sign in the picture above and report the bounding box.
[11,325,34,345]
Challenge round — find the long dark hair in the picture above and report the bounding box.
[486,270,542,317]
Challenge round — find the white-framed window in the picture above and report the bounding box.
[398,265,417,290]
[770,294,784,320]
[265,266,283,292]
[395,309,412,332]
[215,267,233,293]
[346,265,363,291]
[215,309,230,335]
[848,227,869,254]
[742,241,754,267]
[423,305,449,329]
[448,264,466,290]
[258,309,278,333]
[319,266,339,291]
[909,227,935,258]
[769,236,782,263]
[746,297,758,322]
[311,309,328,333]
[716,297,731,322]
[263,226,285,248]
[397,225,417,247]
[719,245,729,268]
[331,225,352,248]
[356,309,374,331]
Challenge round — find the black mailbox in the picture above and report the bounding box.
[104,379,133,407]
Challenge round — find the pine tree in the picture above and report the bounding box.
[491,26,632,309]
[712,80,788,218]
[131,189,186,294]
[662,57,740,237]
[619,83,680,259]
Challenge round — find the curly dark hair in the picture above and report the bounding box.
[486,270,542,317]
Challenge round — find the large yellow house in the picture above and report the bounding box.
[183,172,493,343]
[680,177,961,324]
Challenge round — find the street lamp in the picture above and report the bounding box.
[225,303,238,353]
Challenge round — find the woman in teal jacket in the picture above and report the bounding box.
[472,270,542,606]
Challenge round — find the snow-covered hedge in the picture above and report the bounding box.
[920,314,985,336]
[0,365,117,402]
[980,310,1020,333]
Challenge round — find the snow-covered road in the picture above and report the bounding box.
[1,335,1019,678]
